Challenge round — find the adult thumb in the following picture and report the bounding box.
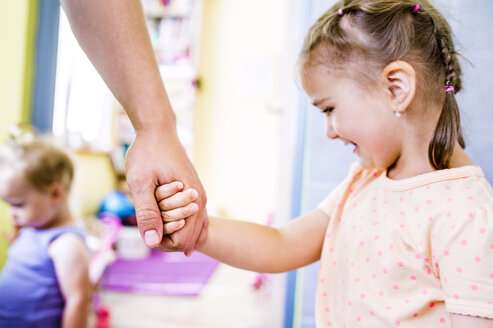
[129,182,163,248]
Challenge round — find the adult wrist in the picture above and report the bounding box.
[132,112,177,136]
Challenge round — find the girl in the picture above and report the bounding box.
[157,0,493,326]
[0,137,91,328]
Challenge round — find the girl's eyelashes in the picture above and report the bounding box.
[8,201,24,208]
[321,107,334,114]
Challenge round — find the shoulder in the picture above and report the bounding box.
[434,168,493,218]
[318,162,382,214]
[431,181,493,254]
[48,231,88,262]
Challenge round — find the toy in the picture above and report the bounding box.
[97,191,136,225]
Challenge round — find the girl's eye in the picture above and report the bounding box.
[321,107,334,114]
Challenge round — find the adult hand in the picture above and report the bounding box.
[125,128,208,253]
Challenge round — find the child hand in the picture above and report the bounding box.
[155,181,199,235]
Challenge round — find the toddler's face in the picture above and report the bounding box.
[0,173,58,229]
[301,66,402,171]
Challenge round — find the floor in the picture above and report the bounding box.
[96,263,285,328]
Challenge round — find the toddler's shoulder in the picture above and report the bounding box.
[430,168,493,241]
[441,166,493,207]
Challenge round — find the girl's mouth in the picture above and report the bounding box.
[350,142,357,153]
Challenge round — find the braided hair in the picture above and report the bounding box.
[299,0,464,169]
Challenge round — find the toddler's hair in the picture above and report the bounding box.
[299,0,464,169]
[0,137,74,192]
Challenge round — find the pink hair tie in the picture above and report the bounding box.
[338,8,344,16]
[413,5,420,13]
[445,85,455,94]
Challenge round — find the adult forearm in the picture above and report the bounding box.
[60,0,176,132]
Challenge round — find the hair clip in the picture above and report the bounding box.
[413,5,420,13]
[445,85,455,94]
[338,8,344,16]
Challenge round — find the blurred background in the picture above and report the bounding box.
[0,0,491,327]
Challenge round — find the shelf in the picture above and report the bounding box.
[144,8,192,19]
[159,63,197,80]
[138,0,199,161]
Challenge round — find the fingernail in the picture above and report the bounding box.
[144,230,160,246]
[191,204,198,212]
[176,182,183,189]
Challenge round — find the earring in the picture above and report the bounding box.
[394,110,401,117]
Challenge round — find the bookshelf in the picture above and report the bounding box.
[115,0,202,168]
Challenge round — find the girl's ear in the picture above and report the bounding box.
[381,61,416,115]
[48,182,66,203]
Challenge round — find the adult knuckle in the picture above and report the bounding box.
[135,208,159,223]
[125,173,143,188]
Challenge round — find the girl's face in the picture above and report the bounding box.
[301,66,402,170]
[0,172,58,229]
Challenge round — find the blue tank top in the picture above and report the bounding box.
[0,225,85,328]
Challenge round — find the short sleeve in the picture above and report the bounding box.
[433,203,493,318]
[318,162,363,216]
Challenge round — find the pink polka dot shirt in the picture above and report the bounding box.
[316,164,493,327]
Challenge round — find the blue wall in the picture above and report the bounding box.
[32,0,60,133]
[446,0,493,181]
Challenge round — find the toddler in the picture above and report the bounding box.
[157,0,493,327]
[0,137,90,328]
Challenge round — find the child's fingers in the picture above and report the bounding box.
[158,189,198,211]
[161,203,198,222]
[163,219,185,235]
[155,181,184,201]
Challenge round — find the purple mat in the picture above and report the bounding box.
[102,250,219,296]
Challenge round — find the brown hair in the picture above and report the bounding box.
[299,0,465,169]
[0,138,74,192]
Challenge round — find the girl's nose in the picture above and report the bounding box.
[10,208,18,220]
[325,121,339,140]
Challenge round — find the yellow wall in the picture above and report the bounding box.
[0,1,38,267]
[71,151,117,219]
[195,0,288,222]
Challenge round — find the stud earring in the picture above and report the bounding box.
[394,110,401,117]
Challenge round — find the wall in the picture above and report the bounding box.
[71,151,118,219]
[0,1,38,268]
[194,0,295,326]
[195,0,288,223]
[444,0,493,181]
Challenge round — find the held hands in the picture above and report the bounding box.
[125,131,208,254]
[155,182,199,235]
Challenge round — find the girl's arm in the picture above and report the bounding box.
[156,184,331,273]
[201,209,329,273]
[49,234,91,328]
